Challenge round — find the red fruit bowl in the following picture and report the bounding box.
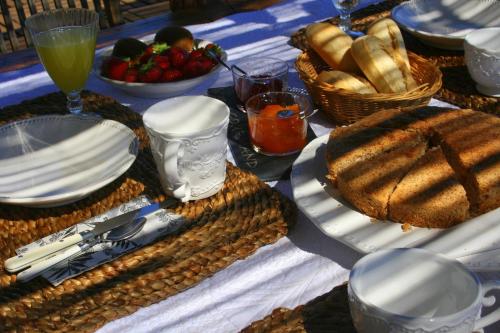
[93,39,227,98]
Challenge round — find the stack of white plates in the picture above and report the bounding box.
[0,115,138,207]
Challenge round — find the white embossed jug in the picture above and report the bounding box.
[143,96,229,202]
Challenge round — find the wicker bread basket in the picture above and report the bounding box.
[295,50,442,125]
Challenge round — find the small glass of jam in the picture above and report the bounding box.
[245,92,312,156]
[232,57,288,112]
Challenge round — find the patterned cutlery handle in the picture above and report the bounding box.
[4,233,85,273]
[16,241,93,283]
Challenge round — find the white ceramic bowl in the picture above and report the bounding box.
[348,248,500,333]
[94,39,227,98]
[464,27,500,97]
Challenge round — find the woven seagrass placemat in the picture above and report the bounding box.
[290,0,500,115]
[0,91,296,332]
[241,283,355,333]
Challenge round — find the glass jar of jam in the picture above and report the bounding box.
[245,92,311,156]
[232,57,288,112]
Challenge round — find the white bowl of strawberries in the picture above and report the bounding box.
[95,26,227,98]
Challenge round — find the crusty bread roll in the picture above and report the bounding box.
[305,22,359,72]
[351,35,407,93]
[367,18,418,90]
[317,70,377,94]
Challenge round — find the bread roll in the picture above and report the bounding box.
[305,23,359,72]
[351,35,407,93]
[317,70,377,94]
[367,18,418,90]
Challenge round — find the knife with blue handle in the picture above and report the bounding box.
[4,198,176,273]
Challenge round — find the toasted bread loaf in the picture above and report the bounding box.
[317,70,377,94]
[340,108,420,131]
[389,147,469,228]
[338,141,427,219]
[432,110,500,214]
[305,23,359,72]
[326,107,500,229]
[367,18,417,90]
[326,125,424,185]
[407,107,466,138]
[351,35,408,93]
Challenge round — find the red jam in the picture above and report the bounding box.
[235,75,284,105]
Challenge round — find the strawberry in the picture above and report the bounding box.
[140,43,169,63]
[139,59,163,83]
[189,49,204,60]
[123,68,139,82]
[139,45,154,63]
[104,57,130,81]
[198,57,215,74]
[182,59,203,78]
[161,69,183,82]
[168,47,188,68]
[204,43,223,56]
[139,66,163,83]
[153,55,170,70]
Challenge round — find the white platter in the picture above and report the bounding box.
[290,135,500,266]
[0,115,138,207]
[391,0,500,50]
[94,39,227,98]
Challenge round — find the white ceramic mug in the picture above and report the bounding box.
[464,27,500,97]
[348,248,500,333]
[143,96,229,202]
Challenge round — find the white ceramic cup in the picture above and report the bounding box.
[464,27,500,97]
[348,248,500,333]
[143,96,229,202]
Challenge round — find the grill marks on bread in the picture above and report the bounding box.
[326,107,500,228]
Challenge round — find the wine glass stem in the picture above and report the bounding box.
[67,91,83,114]
[339,12,352,32]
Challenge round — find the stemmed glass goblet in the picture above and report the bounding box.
[332,0,363,37]
[26,9,99,115]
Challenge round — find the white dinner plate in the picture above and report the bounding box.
[0,115,138,207]
[290,135,500,267]
[94,39,227,98]
[391,0,500,50]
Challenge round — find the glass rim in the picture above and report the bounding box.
[231,57,288,79]
[25,8,100,32]
[245,91,312,119]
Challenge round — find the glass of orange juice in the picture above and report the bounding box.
[26,9,99,115]
[245,92,312,156]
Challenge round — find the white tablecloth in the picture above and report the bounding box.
[1,1,499,332]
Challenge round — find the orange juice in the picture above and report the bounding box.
[36,26,96,94]
[248,104,307,155]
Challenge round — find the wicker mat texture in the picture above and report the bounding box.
[290,0,499,115]
[241,283,355,333]
[0,91,296,332]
